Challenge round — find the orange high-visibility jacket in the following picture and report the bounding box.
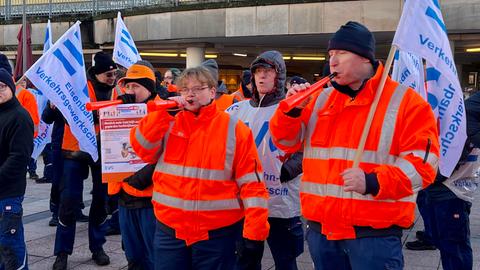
[108,95,164,198]
[231,86,250,101]
[270,63,439,240]
[62,81,100,152]
[130,102,270,245]
[215,94,235,112]
[16,88,39,137]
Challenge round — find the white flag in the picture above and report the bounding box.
[391,49,427,100]
[393,0,466,177]
[31,19,54,159]
[113,12,141,68]
[25,21,98,161]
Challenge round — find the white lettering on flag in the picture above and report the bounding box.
[25,21,98,161]
[391,50,426,100]
[393,0,466,177]
[113,12,141,68]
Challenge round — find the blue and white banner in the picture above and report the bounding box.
[31,19,54,159]
[393,0,466,177]
[113,12,141,68]
[25,21,98,161]
[391,50,427,100]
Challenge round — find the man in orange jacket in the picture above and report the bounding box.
[270,21,440,270]
[130,66,269,270]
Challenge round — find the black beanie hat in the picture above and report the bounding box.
[0,68,16,94]
[93,52,117,75]
[241,70,252,85]
[0,54,12,76]
[327,21,376,63]
[123,78,156,93]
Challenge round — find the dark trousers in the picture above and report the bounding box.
[27,158,37,174]
[119,205,155,270]
[54,159,108,255]
[153,221,241,270]
[49,144,63,218]
[306,228,403,270]
[267,216,304,270]
[0,196,28,270]
[416,190,434,245]
[421,191,472,270]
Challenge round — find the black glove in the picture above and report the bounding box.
[235,238,264,270]
[117,94,136,104]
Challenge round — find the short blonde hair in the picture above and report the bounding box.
[177,67,217,89]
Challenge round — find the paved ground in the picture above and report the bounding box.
[21,159,480,269]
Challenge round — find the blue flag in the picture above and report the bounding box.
[113,12,141,68]
[393,0,466,177]
[391,49,426,100]
[31,19,54,159]
[25,21,98,161]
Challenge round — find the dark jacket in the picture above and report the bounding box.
[0,97,34,200]
[249,51,302,182]
[41,101,65,150]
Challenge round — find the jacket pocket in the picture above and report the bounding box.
[310,109,337,146]
[163,131,188,162]
[0,205,22,236]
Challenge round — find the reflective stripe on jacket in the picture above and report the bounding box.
[270,63,440,240]
[16,88,39,137]
[130,101,270,245]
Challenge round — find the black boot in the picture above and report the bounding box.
[52,253,68,270]
[92,249,110,266]
[405,239,437,250]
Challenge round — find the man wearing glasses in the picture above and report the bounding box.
[0,67,33,270]
[53,52,117,269]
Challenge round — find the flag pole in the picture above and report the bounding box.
[352,45,398,168]
[22,0,26,75]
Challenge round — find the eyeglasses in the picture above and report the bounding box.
[0,83,10,92]
[179,86,210,95]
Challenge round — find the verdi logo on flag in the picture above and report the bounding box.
[393,0,466,177]
[113,12,141,68]
[391,50,426,100]
[25,21,98,161]
[31,19,54,159]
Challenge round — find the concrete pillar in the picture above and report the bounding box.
[186,47,205,68]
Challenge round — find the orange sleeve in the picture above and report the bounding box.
[373,91,440,200]
[270,94,316,153]
[130,109,174,164]
[18,90,40,137]
[233,120,270,241]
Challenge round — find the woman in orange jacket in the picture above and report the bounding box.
[130,66,269,270]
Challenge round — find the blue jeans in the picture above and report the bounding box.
[267,216,304,270]
[119,206,155,270]
[54,159,108,255]
[154,221,241,270]
[421,191,472,270]
[306,227,403,270]
[0,196,28,270]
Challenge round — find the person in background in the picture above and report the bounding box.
[231,70,253,101]
[53,51,117,270]
[0,67,33,270]
[130,66,269,270]
[111,60,159,270]
[201,59,238,111]
[227,50,304,270]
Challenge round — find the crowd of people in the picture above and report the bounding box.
[0,21,477,270]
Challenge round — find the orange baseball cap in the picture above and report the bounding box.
[117,64,155,86]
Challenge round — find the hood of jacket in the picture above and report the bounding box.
[249,50,286,107]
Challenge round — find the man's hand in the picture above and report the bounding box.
[286,82,311,109]
[341,168,366,194]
